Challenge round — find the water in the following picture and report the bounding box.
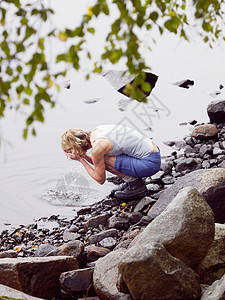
[1,1,225,231]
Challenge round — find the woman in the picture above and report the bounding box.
[61,124,161,200]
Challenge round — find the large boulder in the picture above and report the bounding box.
[134,187,215,268]
[93,249,132,300]
[118,242,201,300]
[207,99,225,124]
[148,168,225,223]
[196,223,225,284]
[0,256,78,299]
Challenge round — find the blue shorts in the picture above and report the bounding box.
[114,150,161,178]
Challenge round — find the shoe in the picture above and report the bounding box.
[109,182,129,197]
[115,178,148,200]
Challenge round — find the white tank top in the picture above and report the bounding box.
[91,124,154,158]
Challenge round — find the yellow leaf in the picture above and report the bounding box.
[121,202,126,207]
[58,32,68,41]
[46,79,53,89]
[14,247,21,252]
[31,246,38,249]
[120,210,125,214]
[87,6,93,16]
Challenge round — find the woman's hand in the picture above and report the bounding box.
[64,150,82,161]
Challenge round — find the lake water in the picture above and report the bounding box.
[1,1,225,231]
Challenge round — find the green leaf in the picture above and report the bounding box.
[23,128,28,139]
[24,87,32,96]
[87,27,95,34]
[149,11,158,22]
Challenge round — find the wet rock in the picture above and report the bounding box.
[138,187,215,268]
[196,223,225,285]
[192,124,218,139]
[148,168,225,223]
[60,267,94,298]
[207,99,225,124]
[93,249,132,300]
[0,256,78,299]
[118,242,201,300]
[85,245,110,262]
[201,273,225,300]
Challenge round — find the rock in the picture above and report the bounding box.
[34,243,58,257]
[118,242,201,300]
[207,99,225,124]
[85,245,110,262]
[148,168,225,223]
[173,79,195,89]
[192,124,218,139]
[88,229,118,245]
[56,240,85,267]
[175,157,200,172]
[199,144,213,157]
[0,284,44,300]
[124,212,142,224]
[133,197,155,213]
[85,214,109,229]
[63,230,81,242]
[115,228,141,250]
[163,140,175,147]
[0,250,17,258]
[99,237,117,250]
[0,256,78,299]
[160,161,173,175]
[144,187,215,268]
[108,216,129,231]
[93,249,132,300]
[196,223,225,285]
[201,273,225,300]
[60,267,94,298]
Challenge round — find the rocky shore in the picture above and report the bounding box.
[0,99,225,300]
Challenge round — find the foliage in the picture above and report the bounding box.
[0,0,225,138]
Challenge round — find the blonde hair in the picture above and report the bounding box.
[61,128,90,155]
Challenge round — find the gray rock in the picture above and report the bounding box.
[148,168,225,223]
[89,229,118,245]
[34,243,58,257]
[143,187,215,268]
[207,99,225,124]
[201,273,225,300]
[133,197,155,213]
[213,147,224,156]
[99,237,117,250]
[199,144,213,157]
[0,256,78,299]
[63,230,81,242]
[108,216,129,231]
[118,242,201,300]
[160,161,173,175]
[0,250,17,258]
[60,267,94,297]
[93,249,132,300]
[0,284,43,300]
[85,214,109,229]
[175,157,199,172]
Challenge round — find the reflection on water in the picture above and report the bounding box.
[41,171,90,207]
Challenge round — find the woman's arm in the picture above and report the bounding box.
[82,153,93,164]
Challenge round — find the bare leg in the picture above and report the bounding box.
[104,156,126,178]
